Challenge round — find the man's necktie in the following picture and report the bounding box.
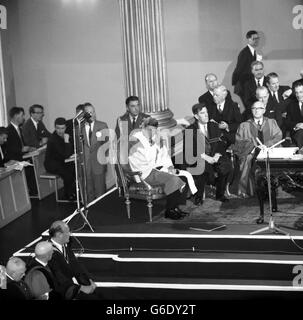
[88,123,92,145]
[131,116,136,130]
[257,80,261,87]
[272,92,278,104]
[62,245,69,263]
[218,104,223,113]
[253,50,257,60]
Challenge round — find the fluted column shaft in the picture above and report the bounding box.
[118,0,175,128]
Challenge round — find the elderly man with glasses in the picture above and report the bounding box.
[233,101,282,197]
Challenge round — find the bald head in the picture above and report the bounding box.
[6,257,26,282]
[251,101,266,120]
[205,73,218,91]
[213,85,228,104]
[35,241,53,263]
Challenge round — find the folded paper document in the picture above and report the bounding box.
[257,147,300,160]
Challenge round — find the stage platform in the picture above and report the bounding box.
[13,187,303,299]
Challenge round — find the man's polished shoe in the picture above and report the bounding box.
[174,207,189,216]
[164,209,184,220]
[193,195,203,206]
[216,196,229,203]
[256,216,264,224]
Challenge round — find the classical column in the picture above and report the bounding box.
[118,0,175,128]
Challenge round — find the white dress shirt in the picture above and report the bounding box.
[31,117,38,130]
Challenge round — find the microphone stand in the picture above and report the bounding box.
[250,139,288,235]
[71,116,94,232]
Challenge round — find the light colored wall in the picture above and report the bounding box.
[163,0,303,118]
[2,0,302,128]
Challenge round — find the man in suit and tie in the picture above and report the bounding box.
[256,86,282,128]
[208,85,242,146]
[182,103,232,205]
[82,102,109,202]
[48,221,98,300]
[0,127,8,167]
[65,104,84,146]
[198,73,232,107]
[6,107,34,161]
[232,30,261,100]
[22,104,51,148]
[286,82,303,148]
[1,257,32,300]
[115,96,150,140]
[25,241,61,300]
[243,61,266,117]
[44,118,75,201]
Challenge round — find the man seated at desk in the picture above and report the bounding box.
[44,118,76,201]
[233,101,282,197]
[22,104,51,148]
[0,127,8,167]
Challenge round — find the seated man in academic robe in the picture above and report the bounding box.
[182,103,233,205]
[128,118,196,220]
[44,117,75,200]
[233,101,282,197]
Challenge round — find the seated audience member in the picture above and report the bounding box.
[285,81,303,148]
[265,72,292,137]
[182,103,233,205]
[233,101,282,197]
[256,86,282,128]
[44,117,75,201]
[292,69,303,91]
[208,85,242,145]
[2,257,32,300]
[115,95,150,139]
[65,103,84,143]
[198,73,232,107]
[25,241,61,300]
[232,30,260,99]
[6,107,34,161]
[0,127,8,167]
[128,118,189,220]
[22,104,51,148]
[243,61,266,118]
[48,221,98,300]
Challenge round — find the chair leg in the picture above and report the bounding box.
[125,194,131,219]
[147,195,153,222]
[54,177,59,202]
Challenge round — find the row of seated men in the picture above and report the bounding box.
[0,220,100,300]
[0,102,109,202]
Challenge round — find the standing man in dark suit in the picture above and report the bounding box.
[242,61,266,117]
[0,127,8,167]
[232,30,261,100]
[183,103,232,205]
[286,82,303,148]
[2,257,32,300]
[65,104,84,145]
[82,103,109,202]
[44,118,75,200]
[115,96,150,140]
[48,221,98,300]
[6,107,34,161]
[208,85,242,145]
[22,104,51,148]
[198,73,232,107]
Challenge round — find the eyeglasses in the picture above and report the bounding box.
[251,107,265,111]
[252,37,260,40]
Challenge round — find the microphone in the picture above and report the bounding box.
[73,110,92,123]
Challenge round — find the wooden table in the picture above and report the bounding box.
[0,167,31,228]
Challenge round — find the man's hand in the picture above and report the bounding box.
[295,123,303,131]
[22,146,30,153]
[167,166,175,174]
[218,121,228,131]
[80,284,95,295]
[64,133,70,143]
[89,279,97,291]
[282,112,287,118]
[40,137,48,146]
[282,89,292,99]
[213,153,222,163]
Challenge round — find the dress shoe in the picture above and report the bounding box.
[256,216,264,224]
[193,195,203,206]
[174,207,189,216]
[164,209,184,220]
[216,196,229,203]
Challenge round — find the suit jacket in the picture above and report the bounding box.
[82,120,109,174]
[285,100,303,131]
[267,85,292,114]
[22,118,50,148]
[6,123,24,161]
[2,277,32,300]
[232,46,256,94]
[115,112,150,139]
[44,131,73,172]
[48,238,91,300]
[243,77,267,109]
[198,90,232,107]
[207,99,242,144]
[263,99,282,128]
[182,120,230,176]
